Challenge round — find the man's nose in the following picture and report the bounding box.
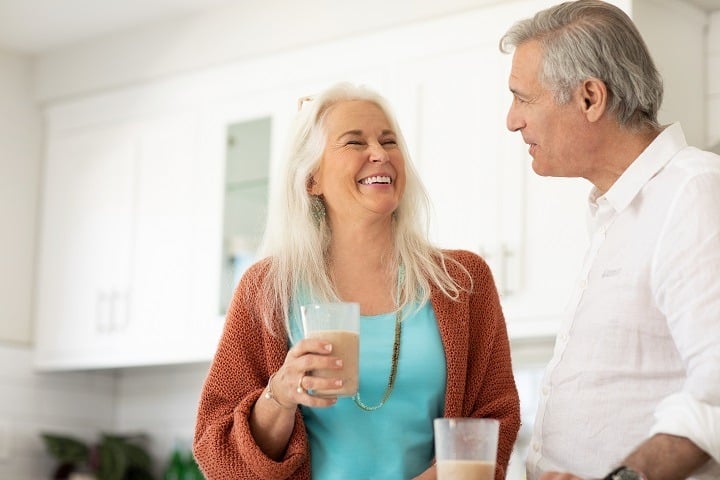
[506,104,524,132]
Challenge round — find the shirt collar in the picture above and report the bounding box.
[588,122,687,218]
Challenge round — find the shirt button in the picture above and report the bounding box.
[533,442,540,452]
[542,386,549,395]
[558,333,568,342]
[579,279,588,289]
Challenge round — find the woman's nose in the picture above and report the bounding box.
[368,143,389,163]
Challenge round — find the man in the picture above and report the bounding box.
[499,1,720,479]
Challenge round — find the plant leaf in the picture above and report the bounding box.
[97,438,128,480]
[41,433,89,465]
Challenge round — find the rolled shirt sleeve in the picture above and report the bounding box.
[651,166,720,474]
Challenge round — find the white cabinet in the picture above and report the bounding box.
[34,113,215,369]
[32,83,295,370]
[125,114,217,364]
[35,122,136,368]
[33,2,591,369]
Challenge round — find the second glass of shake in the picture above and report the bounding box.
[433,417,499,480]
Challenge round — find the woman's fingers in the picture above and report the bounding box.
[277,339,343,407]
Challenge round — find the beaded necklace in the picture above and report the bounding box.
[352,265,404,411]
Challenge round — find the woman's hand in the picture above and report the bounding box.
[250,337,343,459]
[271,337,345,408]
[412,464,437,480]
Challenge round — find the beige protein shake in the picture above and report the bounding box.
[306,329,359,397]
[433,418,499,480]
[436,460,495,480]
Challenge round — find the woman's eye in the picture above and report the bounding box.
[346,140,364,146]
[382,139,397,146]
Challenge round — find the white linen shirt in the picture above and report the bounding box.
[526,123,720,480]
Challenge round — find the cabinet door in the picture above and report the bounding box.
[194,92,289,328]
[390,46,525,295]
[129,114,202,364]
[35,124,136,369]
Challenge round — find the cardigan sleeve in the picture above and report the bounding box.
[193,260,311,480]
[437,250,521,480]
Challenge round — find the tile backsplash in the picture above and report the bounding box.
[0,344,115,479]
[0,344,210,479]
[114,361,211,471]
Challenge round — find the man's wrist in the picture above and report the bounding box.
[603,466,648,480]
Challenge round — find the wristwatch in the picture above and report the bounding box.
[603,466,647,480]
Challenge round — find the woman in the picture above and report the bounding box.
[193,82,520,479]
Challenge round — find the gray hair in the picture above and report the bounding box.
[258,81,466,334]
[499,0,663,130]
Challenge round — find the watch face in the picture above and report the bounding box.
[613,467,644,480]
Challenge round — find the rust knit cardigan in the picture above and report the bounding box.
[193,249,520,479]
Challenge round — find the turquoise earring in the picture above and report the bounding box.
[311,195,326,223]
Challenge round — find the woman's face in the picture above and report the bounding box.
[310,100,406,225]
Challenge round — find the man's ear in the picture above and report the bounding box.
[579,77,607,123]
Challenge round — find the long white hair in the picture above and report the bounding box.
[257,81,467,334]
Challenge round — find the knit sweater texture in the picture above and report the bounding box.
[194,249,520,479]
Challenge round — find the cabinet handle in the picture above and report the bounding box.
[500,244,514,296]
[97,289,131,333]
[107,289,130,332]
[117,290,131,332]
[109,290,118,332]
[96,292,109,333]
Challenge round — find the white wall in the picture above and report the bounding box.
[634,0,708,148]
[0,51,42,345]
[33,0,504,103]
[709,11,720,148]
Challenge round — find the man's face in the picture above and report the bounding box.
[506,40,589,178]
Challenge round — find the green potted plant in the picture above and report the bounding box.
[41,432,156,480]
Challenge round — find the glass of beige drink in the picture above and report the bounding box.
[434,418,499,480]
[300,302,360,397]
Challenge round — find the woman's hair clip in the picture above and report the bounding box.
[297,96,313,111]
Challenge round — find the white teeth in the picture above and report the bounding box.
[360,176,392,185]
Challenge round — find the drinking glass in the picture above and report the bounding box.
[434,417,499,480]
[300,302,360,397]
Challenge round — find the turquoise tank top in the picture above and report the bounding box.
[289,301,446,479]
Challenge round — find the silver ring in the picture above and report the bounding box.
[296,374,306,394]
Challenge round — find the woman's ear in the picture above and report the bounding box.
[580,78,607,123]
[307,175,320,195]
